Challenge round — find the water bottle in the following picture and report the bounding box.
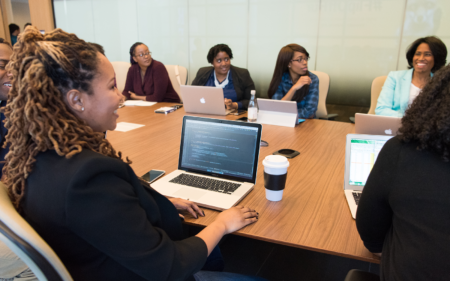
[248,90,258,122]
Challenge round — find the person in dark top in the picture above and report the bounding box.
[122,42,180,103]
[8,24,20,46]
[356,63,450,280]
[3,27,263,281]
[0,38,12,178]
[192,44,255,110]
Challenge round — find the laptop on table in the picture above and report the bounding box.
[355,113,402,136]
[344,134,393,219]
[181,85,234,116]
[256,99,299,128]
[152,116,262,210]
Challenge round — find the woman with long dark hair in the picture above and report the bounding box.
[356,63,450,280]
[122,42,180,102]
[268,44,319,119]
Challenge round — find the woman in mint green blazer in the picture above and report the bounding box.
[376,36,447,117]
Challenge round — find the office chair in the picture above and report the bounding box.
[0,182,73,281]
[310,70,338,120]
[165,65,188,102]
[111,61,132,93]
[350,75,387,123]
[344,269,379,281]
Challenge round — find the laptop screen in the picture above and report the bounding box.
[349,138,389,186]
[179,117,261,183]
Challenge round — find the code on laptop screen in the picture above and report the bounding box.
[180,119,259,180]
[349,139,388,186]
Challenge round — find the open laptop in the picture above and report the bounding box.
[344,134,393,219]
[152,116,262,210]
[355,113,402,136]
[256,99,299,127]
[181,85,234,116]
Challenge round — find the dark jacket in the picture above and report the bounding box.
[356,137,450,281]
[22,149,207,281]
[191,65,255,109]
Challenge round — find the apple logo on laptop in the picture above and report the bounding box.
[385,129,392,135]
[200,97,206,104]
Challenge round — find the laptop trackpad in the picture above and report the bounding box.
[172,187,206,200]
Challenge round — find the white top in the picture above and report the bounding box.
[409,83,421,105]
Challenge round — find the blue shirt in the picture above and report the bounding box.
[272,72,319,118]
[204,71,242,109]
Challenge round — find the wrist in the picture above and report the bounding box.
[210,219,228,236]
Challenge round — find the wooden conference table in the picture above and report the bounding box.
[107,103,380,264]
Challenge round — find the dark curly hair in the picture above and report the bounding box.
[398,63,450,161]
[406,36,447,73]
[207,44,233,64]
[129,42,145,64]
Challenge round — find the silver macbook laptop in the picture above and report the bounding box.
[181,85,234,116]
[355,113,402,136]
[256,99,299,127]
[152,116,262,210]
[344,134,393,219]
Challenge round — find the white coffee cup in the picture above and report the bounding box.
[262,155,289,201]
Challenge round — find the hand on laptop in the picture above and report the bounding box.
[169,198,205,219]
[215,206,259,234]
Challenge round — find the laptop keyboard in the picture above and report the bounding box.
[169,174,241,195]
[352,192,362,205]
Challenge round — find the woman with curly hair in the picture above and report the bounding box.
[3,27,262,281]
[356,63,450,280]
[375,36,447,117]
[122,42,180,102]
[192,44,255,110]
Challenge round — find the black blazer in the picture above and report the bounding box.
[191,65,255,109]
[22,149,207,281]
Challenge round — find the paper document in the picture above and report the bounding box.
[124,100,157,107]
[114,122,145,132]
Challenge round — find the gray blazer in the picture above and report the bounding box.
[191,65,255,109]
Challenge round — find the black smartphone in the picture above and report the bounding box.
[237,117,248,122]
[140,170,165,183]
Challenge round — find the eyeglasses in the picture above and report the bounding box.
[0,59,10,70]
[135,52,151,58]
[291,57,309,64]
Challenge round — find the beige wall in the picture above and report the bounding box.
[11,1,31,31]
[29,0,54,32]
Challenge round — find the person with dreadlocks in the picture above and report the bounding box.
[356,63,450,280]
[4,27,262,281]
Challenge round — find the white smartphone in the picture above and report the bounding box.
[140,169,165,183]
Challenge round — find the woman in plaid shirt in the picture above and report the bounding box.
[268,44,319,119]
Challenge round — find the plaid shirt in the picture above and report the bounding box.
[271,72,319,118]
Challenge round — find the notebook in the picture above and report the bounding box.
[181,85,234,116]
[344,134,393,219]
[151,116,262,210]
[355,113,402,136]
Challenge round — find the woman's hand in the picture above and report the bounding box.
[215,206,258,234]
[293,76,311,90]
[169,198,205,219]
[129,91,146,100]
[224,98,237,110]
